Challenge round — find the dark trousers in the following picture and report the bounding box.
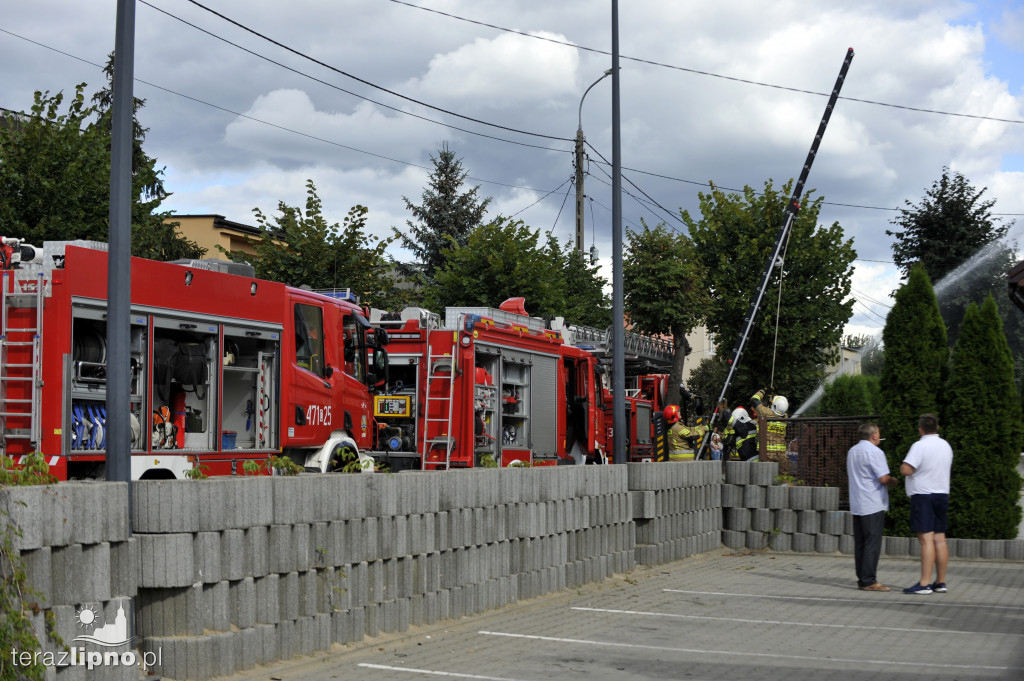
[853,510,886,587]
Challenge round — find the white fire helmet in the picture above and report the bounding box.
[772,395,789,415]
[730,406,753,425]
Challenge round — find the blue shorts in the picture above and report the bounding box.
[909,493,949,534]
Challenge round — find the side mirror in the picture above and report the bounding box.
[374,328,390,347]
[324,365,334,379]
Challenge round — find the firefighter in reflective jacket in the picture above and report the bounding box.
[764,395,790,473]
[664,405,695,461]
[728,406,758,461]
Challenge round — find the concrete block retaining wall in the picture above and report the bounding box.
[6,461,1022,680]
[720,460,1024,560]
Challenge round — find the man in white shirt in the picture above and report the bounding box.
[900,413,954,595]
[847,422,898,591]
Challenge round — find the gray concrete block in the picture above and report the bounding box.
[957,538,981,559]
[838,534,855,554]
[66,484,102,545]
[242,526,267,578]
[721,529,745,550]
[743,485,766,509]
[746,530,768,551]
[788,486,813,510]
[108,538,138,598]
[312,522,330,568]
[277,618,298,661]
[193,532,221,583]
[220,528,245,581]
[749,461,778,485]
[229,577,256,629]
[138,533,193,588]
[791,532,815,552]
[629,491,656,519]
[797,510,820,535]
[768,531,791,552]
[299,570,318,618]
[294,523,312,572]
[820,511,847,535]
[50,543,84,605]
[279,571,300,622]
[721,484,743,508]
[815,534,839,553]
[268,524,295,574]
[812,486,840,511]
[1005,540,1024,561]
[196,479,229,532]
[884,536,911,557]
[255,574,281,624]
[233,625,259,672]
[724,461,750,485]
[765,485,789,509]
[82,542,111,602]
[751,508,774,533]
[980,540,1004,560]
[725,507,751,531]
[136,585,203,637]
[202,581,230,632]
[19,546,51,606]
[132,480,201,534]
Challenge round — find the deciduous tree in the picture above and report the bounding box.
[624,222,708,408]
[226,180,404,310]
[685,180,855,409]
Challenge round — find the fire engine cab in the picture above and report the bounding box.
[0,239,386,479]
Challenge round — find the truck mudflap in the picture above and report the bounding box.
[301,432,374,473]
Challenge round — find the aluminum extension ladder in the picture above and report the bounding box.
[0,271,44,456]
[420,320,459,470]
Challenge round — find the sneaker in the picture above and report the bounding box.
[930,582,947,593]
[903,583,933,595]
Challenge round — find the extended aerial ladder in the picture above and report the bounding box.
[698,47,855,459]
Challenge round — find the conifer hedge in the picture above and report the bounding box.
[880,266,947,535]
[944,296,1024,538]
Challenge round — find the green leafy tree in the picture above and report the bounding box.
[559,243,611,328]
[426,218,565,316]
[624,222,708,408]
[943,296,1023,538]
[879,265,948,535]
[819,374,879,416]
[393,143,491,284]
[225,180,404,310]
[886,168,1023,375]
[688,355,730,411]
[685,180,856,409]
[0,70,202,260]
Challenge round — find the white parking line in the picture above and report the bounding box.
[477,631,1021,672]
[358,663,530,681]
[571,605,1024,637]
[664,588,1024,611]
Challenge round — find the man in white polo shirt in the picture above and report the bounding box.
[900,413,954,595]
[847,422,898,591]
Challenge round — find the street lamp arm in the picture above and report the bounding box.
[578,68,614,131]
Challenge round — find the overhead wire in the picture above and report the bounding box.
[179,0,571,142]
[387,0,1024,126]
[140,2,569,152]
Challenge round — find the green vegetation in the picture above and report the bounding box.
[879,266,948,535]
[943,296,1024,538]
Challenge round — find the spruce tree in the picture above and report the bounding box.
[879,265,948,535]
[944,296,1024,538]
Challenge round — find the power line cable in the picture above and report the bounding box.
[546,180,575,238]
[387,0,1024,126]
[139,2,568,152]
[510,177,573,218]
[179,0,572,142]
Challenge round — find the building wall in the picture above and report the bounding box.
[168,215,260,260]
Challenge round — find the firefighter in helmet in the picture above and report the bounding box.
[728,405,758,461]
[664,405,696,461]
[763,394,791,474]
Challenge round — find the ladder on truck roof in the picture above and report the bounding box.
[557,321,674,372]
[1,270,44,456]
[421,321,458,470]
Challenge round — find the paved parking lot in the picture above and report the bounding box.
[232,550,1024,681]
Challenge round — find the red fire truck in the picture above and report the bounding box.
[366,299,673,470]
[1,239,385,479]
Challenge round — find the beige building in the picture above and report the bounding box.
[827,345,862,378]
[167,215,260,260]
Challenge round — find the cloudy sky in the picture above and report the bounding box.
[3,0,1023,342]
